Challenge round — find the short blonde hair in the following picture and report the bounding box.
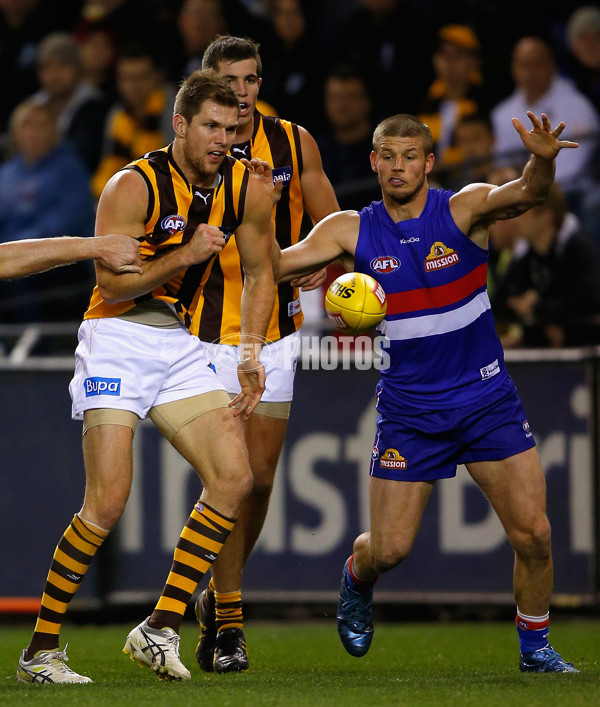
[373,114,434,156]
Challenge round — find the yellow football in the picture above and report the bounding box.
[324,272,387,335]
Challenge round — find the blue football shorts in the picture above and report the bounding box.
[370,378,536,482]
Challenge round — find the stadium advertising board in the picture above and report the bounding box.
[0,358,596,604]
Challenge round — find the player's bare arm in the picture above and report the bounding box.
[298,126,340,224]
[0,234,141,280]
[231,171,276,418]
[95,170,225,303]
[92,234,143,274]
[450,112,578,246]
[274,210,359,283]
[287,126,341,291]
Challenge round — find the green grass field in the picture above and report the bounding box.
[0,620,598,706]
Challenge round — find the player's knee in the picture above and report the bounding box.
[370,541,412,572]
[248,479,273,503]
[81,497,126,530]
[217,464,254,504]
[512,515,552,559]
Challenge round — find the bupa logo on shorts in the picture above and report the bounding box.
[523,420,532,438]
[380,448,407,470]
[84,377,121,397]
[480,358,500,380]
[161,214,187,234]
[424,241,460,272]
[371,255,400,274]
[272,166,292,186]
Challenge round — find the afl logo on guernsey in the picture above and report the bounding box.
[371,255,400,273]
[424,241,460,271]
[161,214,187,234]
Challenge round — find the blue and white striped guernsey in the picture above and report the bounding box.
[354,188,509,412]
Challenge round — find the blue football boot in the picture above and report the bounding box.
[519,646,579,673]
[336,558,374,657]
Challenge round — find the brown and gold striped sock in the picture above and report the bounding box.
[151,502,235,633]
[215,589,243,633]
[27,514,108,657]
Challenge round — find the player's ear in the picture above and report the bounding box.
[425,152,435,175]
[173,113,187,139]
[370,150,378,173]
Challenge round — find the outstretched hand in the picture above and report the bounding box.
[240,157,283,205]
[512,111,579,160]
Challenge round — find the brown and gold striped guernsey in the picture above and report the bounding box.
[192,111,305,345]
[84,145,249,328]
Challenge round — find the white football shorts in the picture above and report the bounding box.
[203,330,300,403]
[69,317,226,420]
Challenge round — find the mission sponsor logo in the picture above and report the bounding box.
[379,448,407,469]
[424,241,460,271]
[272,166,292,185]
[371,255,400,273]
[161,214,186,234]
[84,377,121,397]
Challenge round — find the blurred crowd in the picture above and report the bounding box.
[1,0,600,347]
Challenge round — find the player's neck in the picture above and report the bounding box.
[384,182,429,222]
[233,113,255,145]
[171,141,219,188]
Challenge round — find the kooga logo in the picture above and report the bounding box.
[84,377,121,397]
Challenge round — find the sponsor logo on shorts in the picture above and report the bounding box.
[380,448,407,469]
[272,166,292,185]
[523,420,532,438]
[288,297,302,317]
[161,214,186,234]
[84,377,121,397]
[424,241,460,271]
[371,255,400,273]
[480,359,500,380]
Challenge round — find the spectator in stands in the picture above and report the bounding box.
[78,0,159,48]
[446,113,496,190]
[491,183,600,348]
[31,32,108,175]
[259,0,325,135]
[565,5,600,112]
[0,100,95,321]
[92,43,175,199]
[166,0,228,84]
[419,25,490,171]
[317,65,377,199]
[74,20,119,103]
[490,36,600,204]
[332,0,437,119]
[0,0,82,137]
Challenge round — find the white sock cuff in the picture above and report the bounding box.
[77,512,110,534]
[516,608,549,622]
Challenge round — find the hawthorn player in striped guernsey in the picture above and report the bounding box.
[193,35,339,673]
[274,111,580,673]
[17,70,276,684]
